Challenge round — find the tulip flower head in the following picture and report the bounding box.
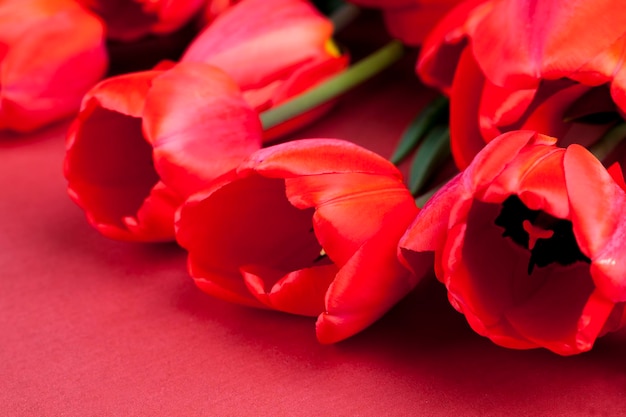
[400,130,626,355]
[176,139,423,343]
[64,62,262,241]
[181,0,348,139]
[418,0,626,169]
[0,0,107,132]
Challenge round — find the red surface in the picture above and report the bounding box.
[2,40,626,417]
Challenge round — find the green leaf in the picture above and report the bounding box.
[409,125,450,196]
[389,96,448,165]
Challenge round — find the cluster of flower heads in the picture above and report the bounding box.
[5,0,626,356]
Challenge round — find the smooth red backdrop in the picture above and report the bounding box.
[1,13,626,416]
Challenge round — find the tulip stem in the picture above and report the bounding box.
[259,40,405,130]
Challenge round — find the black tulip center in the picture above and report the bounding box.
[494,195,590,274]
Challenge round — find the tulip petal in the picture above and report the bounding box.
[80,70,160,118]
[400,174,465,254]
[316,216,417,344]
[65,100,170,241]
[564,145,626,301]
[599,301,626,335]
[610,50,626,114]
[448,49,490,169]
[248,53,348,112]
[478,81,536,139]
[564,145,624,256]
[467,130,545,198]
[192,273,267,310]
[241,263,338,316]
[472,0,626,88]
[121,181,180,240]
[240,138,402,179]
[444,216,537,350]
[258,54,349,141]
[519,83,590,146]
[446,201,534,330]
[486,146,570,219]
[571,35,626,87]
[398,174,463,279]
[145,62,263,197]
[417,0,491,93]
[182,0,333,90]
[176,174,325,307]
[178,174,320,274]
[181,0,347,138]
[284,172,413,266]
[0,0,106,131]
[577,290,618,349]
[517,150,569,218]
[504,262,596,355]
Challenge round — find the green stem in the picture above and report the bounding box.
[260,40,404,130]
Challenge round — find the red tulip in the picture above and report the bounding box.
[64,62,262,241]
[76,0,205,41]
[417,0,626,169]
[0,0,107,132]
[347,0,463,45]
[181,0,348,139]
[399,130,626,355]
[175,139,423,343]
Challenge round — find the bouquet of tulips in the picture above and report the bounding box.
[5,0,626,356]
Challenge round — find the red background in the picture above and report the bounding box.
[2,16,626,416]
